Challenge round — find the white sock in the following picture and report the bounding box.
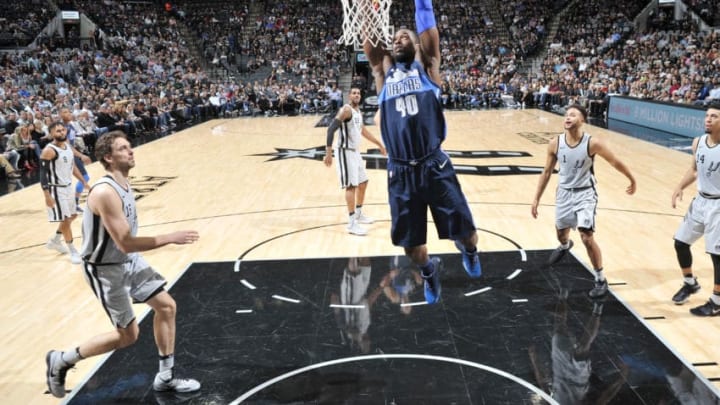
[684,276,696,285]
[711,294,720,305]
[560,241,571,249]
[62,347,82,365]
[159,354,174,374]
[594,269,605,282]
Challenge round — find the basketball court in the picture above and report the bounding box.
[1,109,719,404]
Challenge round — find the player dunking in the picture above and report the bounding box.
[361,0,482,304]
[324,86,386,236]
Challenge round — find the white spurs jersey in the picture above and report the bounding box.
[557,132,596,189]
[336,105,363,150]
[81,176,138,264]
[45,143,75,187]
[695,134,720,196]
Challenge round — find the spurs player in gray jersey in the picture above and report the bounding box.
[532,104,636,298]
[671,101,720,316]
[40,122,89,264]
[44,131,201,399]
[324,86,386,236]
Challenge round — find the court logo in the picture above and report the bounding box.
[517,132,558,144]
[130,176,178,201]
[78,176,177,204]
[254,146,551,176]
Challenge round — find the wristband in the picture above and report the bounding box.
[415,0,436,34]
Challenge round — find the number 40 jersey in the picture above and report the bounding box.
[378,60,446,163]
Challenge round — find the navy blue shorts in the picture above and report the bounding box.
[74,155,88,176]
[387,149,477,247]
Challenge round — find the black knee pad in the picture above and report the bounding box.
[674,240,692,269]
[711,254,720,285]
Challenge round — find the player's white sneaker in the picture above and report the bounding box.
[45,350,71,398]
[153,369,201,392]
[70,251,82,264]
[355,211,374,224]
[46,238,68,254]
[347,221,368,236]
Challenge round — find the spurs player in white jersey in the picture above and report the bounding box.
[331,257,379,354]
[671,102,720,316]
[40,121,89,264]
[44,131,201,399]
[532,104,636,297]
[324,86,386,236]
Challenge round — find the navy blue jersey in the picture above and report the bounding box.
[378,60,446,163]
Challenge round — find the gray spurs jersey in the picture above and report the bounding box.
[695,134,720,196]
[45,143,75,186]
[81,175,138,264]
[557,132,596,189]
[337,105,363,150]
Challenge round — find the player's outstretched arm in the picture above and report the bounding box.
[361,127,386,155]
[90,184,199,253]
[415,0,441,83]
[39,146,57,207]
[591,137,636,195]
[531,138,559,218]
[324,106,353,166]
[672,137,700,208]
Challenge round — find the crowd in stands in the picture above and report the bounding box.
[2,0,720,188]
[533,7,720,114]
[686,0,720,26]
[0,1,57,47]
[499,0,566,58]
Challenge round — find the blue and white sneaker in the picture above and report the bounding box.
[454,240,482,278]
[421,257,443,304]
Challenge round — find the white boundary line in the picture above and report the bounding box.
[506,269,522,280]
[272,294,300,304]
[229,354,558,404]
[330,304,366,309]
[400,301,428,307]
[464,286,492,297]
[568,250,720,398]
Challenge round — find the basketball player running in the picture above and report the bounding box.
[45,131,201,398]
[40,122,89,264]
[531,104,636,297]
[670,101,720,316]
[324,86,386,236]
[362,0,482,304]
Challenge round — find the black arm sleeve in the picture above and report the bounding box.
[326,118,342,147]
[39,159,52,190]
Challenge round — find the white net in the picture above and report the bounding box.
[339,0,393,50]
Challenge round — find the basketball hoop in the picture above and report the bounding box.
[339,0,393,51]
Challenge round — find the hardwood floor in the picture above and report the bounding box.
[1,109,717,404]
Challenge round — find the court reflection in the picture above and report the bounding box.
[528,290,628,405]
